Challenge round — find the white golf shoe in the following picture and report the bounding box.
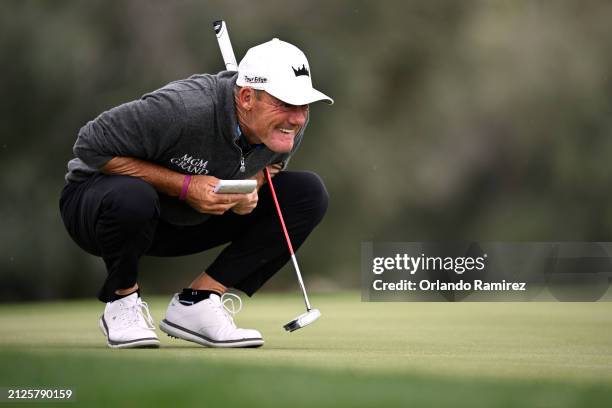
[99,292,160,349]
[159,293,264,348]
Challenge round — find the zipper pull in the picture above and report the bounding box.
[240,156,246,173]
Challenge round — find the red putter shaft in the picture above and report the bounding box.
[264,167,312,311]
[265,167,295,255]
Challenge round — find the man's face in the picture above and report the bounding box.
[248,91,309,153]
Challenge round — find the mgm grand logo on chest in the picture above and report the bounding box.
[170,154,209,174]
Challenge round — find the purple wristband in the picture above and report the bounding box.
[179,175,192,201]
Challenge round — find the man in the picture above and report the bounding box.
[59,38,333,349]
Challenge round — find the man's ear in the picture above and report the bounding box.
[238,87,256,111]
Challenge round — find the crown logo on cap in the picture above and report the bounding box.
[292,64,310,77]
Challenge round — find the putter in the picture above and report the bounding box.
[264,168,321,332]
[212,20,321,331]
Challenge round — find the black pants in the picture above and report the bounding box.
[59,171,328,302]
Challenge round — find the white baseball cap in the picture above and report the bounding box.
[237,38,334,106]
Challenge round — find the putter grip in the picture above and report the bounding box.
[212,20,238,71]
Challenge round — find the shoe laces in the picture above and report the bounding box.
[213,293,242,328]
[221,292,243,315]
[117,297,155,330]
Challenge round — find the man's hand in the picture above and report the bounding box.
[231,163,283,215]
[231,189,259,215]
[252,163,283,188]
[268,162,283,178]
[186,175,248,215]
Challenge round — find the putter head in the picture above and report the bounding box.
[284,309,321,332]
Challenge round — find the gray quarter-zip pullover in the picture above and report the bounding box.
[65,71,305,225]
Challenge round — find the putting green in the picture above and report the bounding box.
[1,292,611,407]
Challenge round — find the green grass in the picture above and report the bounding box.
[1,292,611,407]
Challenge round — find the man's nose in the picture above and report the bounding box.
[288,106,308,126]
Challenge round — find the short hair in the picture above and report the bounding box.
[234,85,263,100]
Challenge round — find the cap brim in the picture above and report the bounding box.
[267,87,334,106]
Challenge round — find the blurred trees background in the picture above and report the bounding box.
[2,0,612,301]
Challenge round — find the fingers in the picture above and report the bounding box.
[229,190,258,215]
[232,203,257,215]
[207,191,257,215]
[209,191,247,205]
[267,163,283,177]
[187,190,242,214]
[186,175,260,215]
[202,202,235,215]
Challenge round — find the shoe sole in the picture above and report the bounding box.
[99,316,160,349]
[159,319,264,348]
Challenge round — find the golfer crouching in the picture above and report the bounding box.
[59,39,332,348]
